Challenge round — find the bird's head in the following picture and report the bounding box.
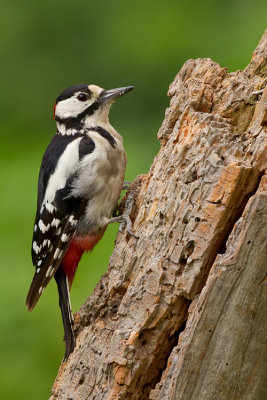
[54,84,134,133]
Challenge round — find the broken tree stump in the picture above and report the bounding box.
[50,30,267,400]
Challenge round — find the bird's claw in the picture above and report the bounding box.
[108,191,139,238]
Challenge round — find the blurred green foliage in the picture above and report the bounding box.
[0,0,266,398]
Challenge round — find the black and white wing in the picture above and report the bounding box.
[26,133,95,311]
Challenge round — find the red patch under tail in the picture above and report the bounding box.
[61,228,106,287]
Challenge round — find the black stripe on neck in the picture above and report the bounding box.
[56,101,101,130]
[89,126,116,148]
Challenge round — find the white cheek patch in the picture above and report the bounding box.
[55,97,93,119]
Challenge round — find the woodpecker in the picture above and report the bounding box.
[26,84,134,360]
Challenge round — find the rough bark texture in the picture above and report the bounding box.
[51,31,267,400]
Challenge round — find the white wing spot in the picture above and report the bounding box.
[34,224,37,232]
[69,215,77,226]
[51,218,60,228]
[38,220,50,233]
[39,286,43,294]
[58,250,63,259]
[45,202,55,213]
[56,227,62,235]
[50,267,55,277]
[54,248,60,259]
[36,268,41,273]
[61,233,69,242]
[33,241,41,254]
[37,260,42,266]
[46,265,53,278]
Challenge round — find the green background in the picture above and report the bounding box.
[0,1,266,399]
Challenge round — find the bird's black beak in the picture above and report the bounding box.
[99,86,134,104]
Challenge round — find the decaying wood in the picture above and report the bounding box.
[50,31,267,400]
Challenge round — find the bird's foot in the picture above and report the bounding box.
[108,191,139,238]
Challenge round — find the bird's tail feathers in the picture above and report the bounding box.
[55,267,75,360]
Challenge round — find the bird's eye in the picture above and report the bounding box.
[77,93,88,102]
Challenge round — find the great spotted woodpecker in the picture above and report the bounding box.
[26,84,134,359]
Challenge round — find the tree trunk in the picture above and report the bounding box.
[50,31,267,400]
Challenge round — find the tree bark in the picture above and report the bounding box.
[50,31,267,400]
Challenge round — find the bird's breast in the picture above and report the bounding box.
[71,130,126,232]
